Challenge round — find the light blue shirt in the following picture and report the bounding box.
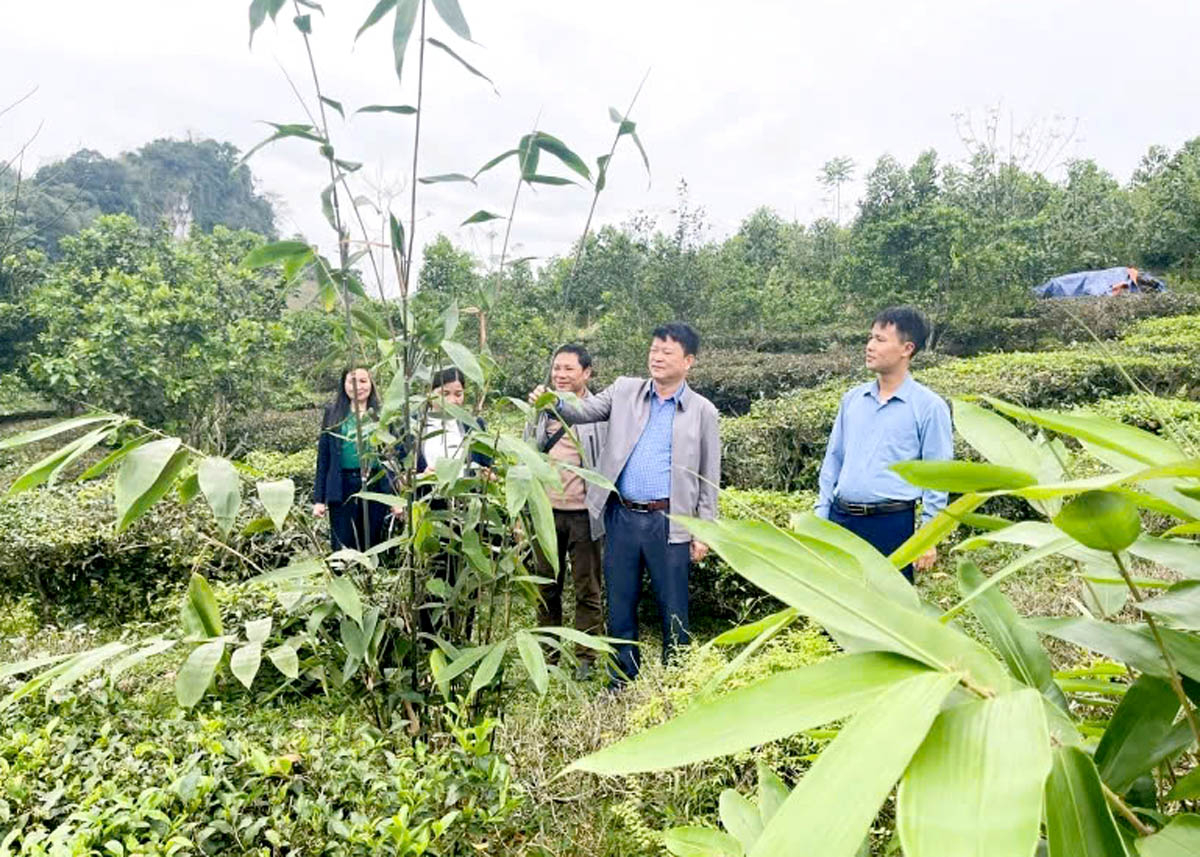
[615,382,684,501]
[816,375,953,524]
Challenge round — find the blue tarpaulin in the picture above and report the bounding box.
[1033,267,1167,298]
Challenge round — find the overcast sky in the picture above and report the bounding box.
[4,0,1199,280]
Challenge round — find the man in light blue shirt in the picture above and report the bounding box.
[816,306,952,580]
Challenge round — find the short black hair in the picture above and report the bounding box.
[431,367,466,389]
[873,306,930,355]
[651,322,700,356]
[553,342,593,370]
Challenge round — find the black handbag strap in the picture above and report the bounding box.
[540,424,568,454]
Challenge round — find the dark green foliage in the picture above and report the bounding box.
[226,408,323,457]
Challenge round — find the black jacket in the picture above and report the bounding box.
[313,407,396,505]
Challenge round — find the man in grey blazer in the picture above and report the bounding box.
[534,322,721,684]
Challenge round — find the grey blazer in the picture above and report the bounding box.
[556,377,721,544]
[527,400,609,541]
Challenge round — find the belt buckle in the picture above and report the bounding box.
[843,501,869,516]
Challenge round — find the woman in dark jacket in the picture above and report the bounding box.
[312,367,396,551]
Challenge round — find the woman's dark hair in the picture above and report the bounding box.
[323,367,381,428]
[431,367,466,390]
[651,322,701,356]
[553,342,593,370]
[873,306,930,355]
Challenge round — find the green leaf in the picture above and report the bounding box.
[527,480,558,574]
[184,573,223,639]
[48,642,132,695]
[897,689,1051,857]
[1094,675,1181,793]
[890,493,987,569]
[293,13,312,33]
[391,0,420,83]
[431,0,471,39]
[533,132,592,182]
[176,641,225,708]
[114,439,188,532]
[1027,616,1168,678]
[256,479,294,530]
[1044,746,1129,857]
[1137,815,1200,857]
[327,576,364,626]
[469,641,507,696]
[677,518,1011,692]
[570,653,930,774]
[198,457,241,538]
[248,0,287,46]
[356,103,417,115]
[267,643,299,679]
[1054,491,1142,553]
[711,608,799,647]
[242,240,312,268]
[355,0,396,40]
[1128,536,1200,580]
[441,340,484,386]
[515,630,549,695]
[426,38,496,91]
[749,672,959,857]
[757,763,788,826]
[244,618,272,644]
[719,789,763,851]
[178,472,201,505]
[230,642,263,689]
[473,148,519,180]
[663,827,744,857]
[1167,768,1200,801]
[7,424,116,495]
[959,561,1068,711]
[891,460,1037,492]
[524,174,576,186]
[419,173,475,184]
[460,209,505,226]
[1139,582,1200,629]
[78,434,150,481]
[0,413,110,448]
[107,639,176,681]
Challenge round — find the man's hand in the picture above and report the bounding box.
[690,541,710,563]
[528,384,548,404]
[312,503,327,518]
[913,547,938,573]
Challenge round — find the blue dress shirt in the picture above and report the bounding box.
[616,382,684,501]
[816,375,953,524]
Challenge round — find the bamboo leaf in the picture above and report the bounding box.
[78,434,149,481]
[719,789,763,852]
[426,38,496,91]
[114,440,188,532]
[524,174,576,186]
[198,457,241,538]
[891,460,1037,492]
[319,95,343,117]
[256,479,295,530]
[230,642,263,689]
[515,630,549,695]
[749,672,959,857]
[108,639,176,681]
[244,618,272,644]
[461,209,505,226]
[757,764,788,826]
[419,172,475,184]
[897,689,1052,857]
[1167,769,1200,801]
[175,641,225,708]
[527,480,558,574]
[184,573,224,639]
[431,0,470,39]
[469,640,507,696]
[356,103,417,115]
[1044,746,1129,857]
[1027,616,1169,678]
[1093,675,1181,793]
[890,493,986,569]
[1139,581,1200,629]
[392,0,420,83]
[1137,815,1200,857]
[327,576,364,626]
[268,643,300,679]
[355,0,396,40]
[473,148,519,180]
[533,132,592,182]
[242,240,313,269]
[441,340,484,386]
[47,642,132,695]
[663,827,743,857]
[571,653,930,774]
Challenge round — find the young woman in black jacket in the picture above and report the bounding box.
[312,367,397,551]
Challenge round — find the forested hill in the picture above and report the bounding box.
[1,137,277,255]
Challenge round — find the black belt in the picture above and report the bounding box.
[834,498,916,517]
[619,497,669,513]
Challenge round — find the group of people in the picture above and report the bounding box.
[311,306,953,687]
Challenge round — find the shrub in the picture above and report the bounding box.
[688,348,870,414]
[226,407,322,456]
[1121,313,1200,353]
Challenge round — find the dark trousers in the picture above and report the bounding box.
[829,504,916,581]
[329,470,389,552]
[603,501,691,683]
[534,509,604,663]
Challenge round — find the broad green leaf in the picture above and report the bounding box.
[356,103,417,115]
[47,642,132,695]
[515,630,549,695]
[1128,536,1200,580]
[891,460,1037,493]
[230,642,263,689]
[702,609,797,695]
[898,689,1051,857]
[419,172,475,184]
[185,573,223,639]
[1139,582,1200,629]
[757,764,788,826]
[244,618,272,644]
[8,426,113,495]
[711,608,799,646]
[427,38,496,90]
[46,424,116,487]
[1165,522,1200,537]
[534,132,592,182]
[749,671,959,857]
[678,518,1011,692]
[469,640,507,696]
[461,209,505,226]
[954,399,1057,477]
[178,472,201,505]
[524,174,576,186]
[959,561,1068,711]
[247,558,324,585]
[1167,768,1200,801]
[441,340,484,386]
[248,0,286,45]
[114,439,187,532]
[957,520,1116,569]
[268,643,300,679]
[328,576,364,626]
[242,240,312,268]
[391,0,420,83]
[719,789,763,852]
[175,641,225,708]
[1054,491,1142,553]
[944,536,1077,622]
[663,827,743,857]
[1093,675,1181,793]
[571,653,929,774]
[473,148,518,179]
[198,457,241,538]
[0,643,124,711]
[1027,616,1168,678]
[1136,815,1200,857]
[107,639,176,681]
[435,645,492,692]
[505,465,533,518]
[355,0,396,39]
[527,480,558,574]
[791,513,919,610]
[431,0,470,38]
[983,397,1183,466]
[340,617,366,659]
[1044,746,1129,857]
[78,434,150,481]
[891,493,987,569]
[256,479,294,530]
